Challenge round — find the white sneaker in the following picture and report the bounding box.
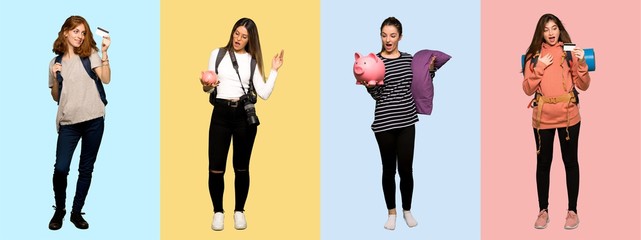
[234,211,247,230]
[384,214,396,230]
[403,210,418,228]
[211,212,224,231]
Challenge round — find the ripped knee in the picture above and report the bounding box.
[235,169,248,174]
[210,169,225,174]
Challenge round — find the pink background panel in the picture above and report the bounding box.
[481,0,641,239]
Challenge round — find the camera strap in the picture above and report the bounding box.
[227,48,257,99]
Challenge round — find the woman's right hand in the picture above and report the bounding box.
[200,75,219,93]
[538,53,553,67]
[51,63,62,76]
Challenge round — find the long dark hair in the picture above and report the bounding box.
[224,18,264,77]
[524,13,572,62]
[52,16,98,58]
[379,17,403,53]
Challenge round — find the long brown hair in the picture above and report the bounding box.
[379,17,403,53]
[52,16,98,58]
[224,18,264,77]
[524,13,572,62]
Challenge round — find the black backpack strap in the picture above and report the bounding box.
[563,51,580,104]
[565,50,572,67]
[214,47,226,74]
[209,48,227,105]
[81,57,108,105]
[248,57,257,95]
[54,55,64,104]
[530,54,539,69]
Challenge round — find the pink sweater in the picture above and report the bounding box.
[522,42,591,129]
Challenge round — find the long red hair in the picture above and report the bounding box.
[52,16,98,58]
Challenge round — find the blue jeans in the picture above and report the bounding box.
[52,117,104,213]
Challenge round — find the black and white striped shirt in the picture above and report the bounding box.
[367,52,418,132]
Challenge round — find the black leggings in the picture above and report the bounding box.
[208,103,257,213]
[374,125,415,211]
[534,122,580,213]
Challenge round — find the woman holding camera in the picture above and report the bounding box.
[200,17,284,231]
[522,13,590,230]
[48,15,111,230]
[361,17,432,230]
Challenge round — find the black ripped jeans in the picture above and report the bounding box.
[208,102,257,213]
[534,122,580,213]
[374,125,415,211]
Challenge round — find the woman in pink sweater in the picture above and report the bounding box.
[522,13,590,230]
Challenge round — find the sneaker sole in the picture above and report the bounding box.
[211,226,224,231]
[564,222,579,230]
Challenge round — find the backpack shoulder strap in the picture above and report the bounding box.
[248,57,258,94]
[565,51,572,68]
[80,56,108,106]
[249,58,256,85]
[55,55,64,65]
[530,52,539,69]
[522,52,540,76]
[215,47,226,74]
[54,55,64,83]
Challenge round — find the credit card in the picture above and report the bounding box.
[96,27,110,37]
[563,43,576,51]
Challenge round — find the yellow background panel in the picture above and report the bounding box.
[160,0,320,239]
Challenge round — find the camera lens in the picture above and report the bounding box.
[244,102,260,126]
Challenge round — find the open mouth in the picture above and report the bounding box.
[548,36,556,43]
[385,43,393,50]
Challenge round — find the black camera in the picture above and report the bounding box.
[240,93,260,126]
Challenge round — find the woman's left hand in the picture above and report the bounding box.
[572,47,585,61]
[101,36,111,53]
[271,50,284,71]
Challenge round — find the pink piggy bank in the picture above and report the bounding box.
[201,70,218,85]
[353,52,385,85]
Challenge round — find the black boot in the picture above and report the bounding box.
[70,211,89,229]
[48,207,66,230]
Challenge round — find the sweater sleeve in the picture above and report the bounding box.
[366,85,385,101]
[48,58,55,88]
[572,58,590,91]
[253,67,277,100]
[522,57,546,96]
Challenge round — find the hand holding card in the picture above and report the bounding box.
[96,27,111,53]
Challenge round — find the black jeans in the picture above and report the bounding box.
[208,102,257,213]
[52,117,104,213]
[374,125,415,211]
[533,122,580,212]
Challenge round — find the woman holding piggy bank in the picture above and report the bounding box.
[522,13,590,230]
[199,17,284,231]
[360,17,435,230]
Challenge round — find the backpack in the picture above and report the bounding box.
[54,55,108,105]
[522,51,579,107]
[209,47,257,105]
